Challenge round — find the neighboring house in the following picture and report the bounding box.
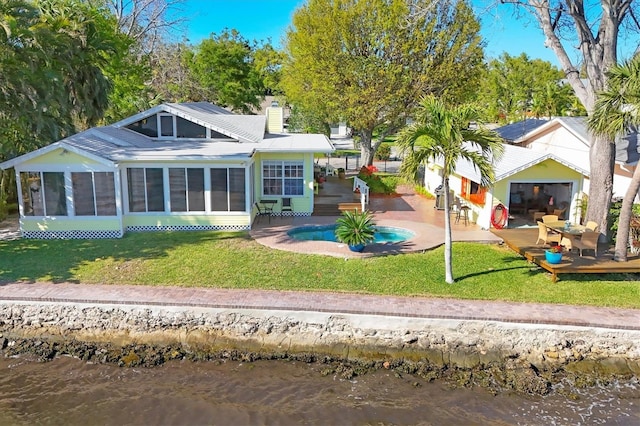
[423,143,588,229]
[495,117,640,200]
[0,102,334,239]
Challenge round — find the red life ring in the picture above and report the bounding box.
[491,204,508,229]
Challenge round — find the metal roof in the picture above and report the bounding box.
[1,102,334,169]
[440,143,589,184]
[494,119,549,142]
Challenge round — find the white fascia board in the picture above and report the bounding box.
[495,154,589,182]
[0,142,114,170]
[515,118,590,147]
[111,105,167,128]
[163,105,251,142]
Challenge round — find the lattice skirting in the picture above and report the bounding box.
[276,211,311,217]
[22,230,123,239]
[126,224,249,232]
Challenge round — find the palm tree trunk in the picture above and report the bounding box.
[443,177,454,284]
[614,165,640,261]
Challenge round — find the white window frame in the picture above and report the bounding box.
[261,160,305,197]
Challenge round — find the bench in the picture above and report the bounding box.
[338,202,363,213]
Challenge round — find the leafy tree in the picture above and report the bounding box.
[396,96,504,284]
[501,0,640,243]
[0,0,117,205]
[189,30,268,113]
[282,0,485,165]
[477,53,582,122]
[588,55,640,261]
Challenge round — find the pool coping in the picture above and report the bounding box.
[250,217,503,258]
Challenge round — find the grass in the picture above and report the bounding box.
[1,231,638,309]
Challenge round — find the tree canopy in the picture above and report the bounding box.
[281,0,485,165]
[477,53,583,122]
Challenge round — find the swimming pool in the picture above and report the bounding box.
[287,224,415,244]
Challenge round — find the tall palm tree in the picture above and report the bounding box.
[588,55,640,262]
[397,96,504,284]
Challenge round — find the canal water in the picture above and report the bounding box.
[0,356,637,425]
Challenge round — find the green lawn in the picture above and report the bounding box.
[0,231,638,309]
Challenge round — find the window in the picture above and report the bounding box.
[159,114,174,137]
[72,172,117,216]
[262,161,304,196]
[176,117,206,138]
[19,172,67,216]
[126,115,158,137]
[211,168,246,212]
[169,168,205,212]
[461,177,486,205]
[127,168,165,212]
[126,114,232,140]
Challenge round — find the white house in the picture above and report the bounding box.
[497,117,639,200]
[0,102,334,239]
[424,143,588,229]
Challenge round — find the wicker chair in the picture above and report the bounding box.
[536,222,561,245]
[573,230,599,257]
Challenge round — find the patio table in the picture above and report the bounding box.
[259,199,277,215]
[544,221,587,248]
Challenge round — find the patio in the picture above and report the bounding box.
[250,176,501,258]
[492,227,640,282]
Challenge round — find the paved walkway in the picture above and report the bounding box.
[1,282,638,331]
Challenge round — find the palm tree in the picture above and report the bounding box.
[397,96,504,284]
[588,55,640,262]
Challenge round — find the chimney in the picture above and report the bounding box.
[266,102,284,133]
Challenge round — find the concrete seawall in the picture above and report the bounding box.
[2,302,639,378]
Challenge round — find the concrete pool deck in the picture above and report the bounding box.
[250,184,502,258]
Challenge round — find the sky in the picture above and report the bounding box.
[177,0,635,68]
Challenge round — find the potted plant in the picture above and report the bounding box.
[544,244,563,264]
[337,168,346,179]
[335,210,376,252]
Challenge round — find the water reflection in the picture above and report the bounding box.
[0,356,637,425]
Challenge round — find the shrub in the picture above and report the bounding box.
[334,210,376,246]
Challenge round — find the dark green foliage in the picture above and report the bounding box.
[334,210,376,246]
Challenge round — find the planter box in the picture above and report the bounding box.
[545,250,563,264]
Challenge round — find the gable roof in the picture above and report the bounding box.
[448,143,588,184]
[0,102,334,169]
[113,102,266,143]
[497,116,640,165]
[493,119,548,142]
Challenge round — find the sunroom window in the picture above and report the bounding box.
[72,172,117,216]
[169,168,205,212]
[211,168,246,212]
[127,168,165,212]
[20,172,67,216]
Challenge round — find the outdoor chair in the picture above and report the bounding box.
[541,214,559,223]
[281,197,293,216]
[552,208,567,220]
[254,202,271,223]
[573,230,599,257]
[560,236,573,251]
[585,221,599,232]
[536,221,561,245]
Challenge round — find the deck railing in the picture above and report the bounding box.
[352,176,369,212]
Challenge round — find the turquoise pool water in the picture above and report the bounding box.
[287,225,415,243]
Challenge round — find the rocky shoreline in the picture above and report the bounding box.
[1,302,639,396]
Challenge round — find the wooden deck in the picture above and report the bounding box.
[491,228,640,282]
